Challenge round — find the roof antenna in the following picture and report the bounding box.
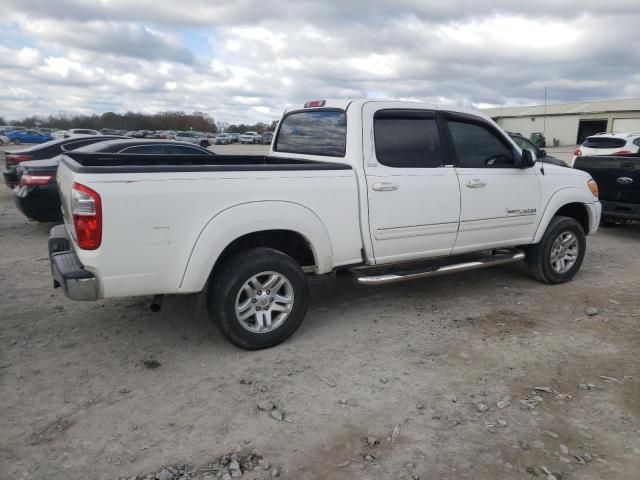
[540,87,547,175]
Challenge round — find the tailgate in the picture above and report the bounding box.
[574,156,640,204]
[56,156,76,229]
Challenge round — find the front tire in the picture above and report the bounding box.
[207,248,309,349]
[526,216,586,284]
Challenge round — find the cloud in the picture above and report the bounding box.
[19,18,194,64]
[0,1,639,123]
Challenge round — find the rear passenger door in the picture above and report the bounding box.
[363,105,461,264]
[443,112,541,253]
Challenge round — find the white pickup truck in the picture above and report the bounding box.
[49,99,602,349]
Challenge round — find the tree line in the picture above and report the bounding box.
[1,111,278,134]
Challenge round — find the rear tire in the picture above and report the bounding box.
[207,248,309,349]
[13,139,21,144]
[526,216,586,284]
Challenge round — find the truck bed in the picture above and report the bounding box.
[62,152,352,173]
[56,151,363,298]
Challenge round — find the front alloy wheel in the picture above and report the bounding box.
[525,215,586,284]
[549,231,579,274]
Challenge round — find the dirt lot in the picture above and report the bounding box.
[1,144,639,480]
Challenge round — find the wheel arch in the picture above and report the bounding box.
[534,187,595,243]
[179,201,333,292]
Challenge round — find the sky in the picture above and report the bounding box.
[1,0,639,124]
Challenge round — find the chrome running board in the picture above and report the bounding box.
[356,249,526,285]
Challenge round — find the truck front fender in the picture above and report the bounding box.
[179,201,333,292]
[533,187,598,243]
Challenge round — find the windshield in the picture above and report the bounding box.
[583,137,626,149]
[274,110,346,157]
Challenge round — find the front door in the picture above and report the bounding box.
[363,105,461,264]
[443,112,541,253]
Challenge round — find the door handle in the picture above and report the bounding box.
[372,182,399,191]
[465,179,487,188]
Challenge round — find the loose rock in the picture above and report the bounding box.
[156,469,174,480]
[270,409,284,421]
[476,403,489,412]
[496,397,511,409]
[257,400,275,412]
[585,307,599,316]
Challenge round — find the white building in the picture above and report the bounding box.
[482,98,640,146]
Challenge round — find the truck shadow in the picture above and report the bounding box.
[597,222,640,240]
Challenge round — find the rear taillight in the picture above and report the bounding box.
[19,174,54,186]
[612,150,633,156]
[573,149,582,156]
[6,154,33,165]
[71,182,102,250]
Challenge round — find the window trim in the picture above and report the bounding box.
[372,109,449,168]
[166,145,210,155]
[119,144,170,154]
[442,111,520,169]
[273,108,347,158]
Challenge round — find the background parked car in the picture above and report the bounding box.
[572,132,640,166]
[0,134,9,145]
[259,131,274,145]
[229,133,240,143]
[240,131,260,144]
[0,126,25,134]
[7,130,52,144]
[173,131,211,147]
[3,135,125,188]
[13,139,214,222]
[214,133,232,144]
[51,130,69,139]
[64,129,101,138]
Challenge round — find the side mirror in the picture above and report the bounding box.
[519,149,535,168]
[539,149,547,158]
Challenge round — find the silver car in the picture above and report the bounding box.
[173,131,211,147]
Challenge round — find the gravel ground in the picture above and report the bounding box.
[1,144,639,479]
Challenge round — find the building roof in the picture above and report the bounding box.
[482,98,640,118]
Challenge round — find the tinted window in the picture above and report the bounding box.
[166,145,209,155]
[120,145,167,154]
[275,110,346,157]
[448,121,514,167]
[633,138,640,147]
[65,138,108,151]
[374,113,443,168]
[511,135,538,154]
[583,137,626,148]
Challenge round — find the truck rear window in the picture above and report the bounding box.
[274,110,346,157]
[583,137,626,148]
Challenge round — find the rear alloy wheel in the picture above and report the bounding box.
[208,248,309,349]
[235,271,295,334]
[13,139,21,144]
[526,216,586,284]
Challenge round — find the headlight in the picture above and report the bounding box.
[587,179,599,198]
